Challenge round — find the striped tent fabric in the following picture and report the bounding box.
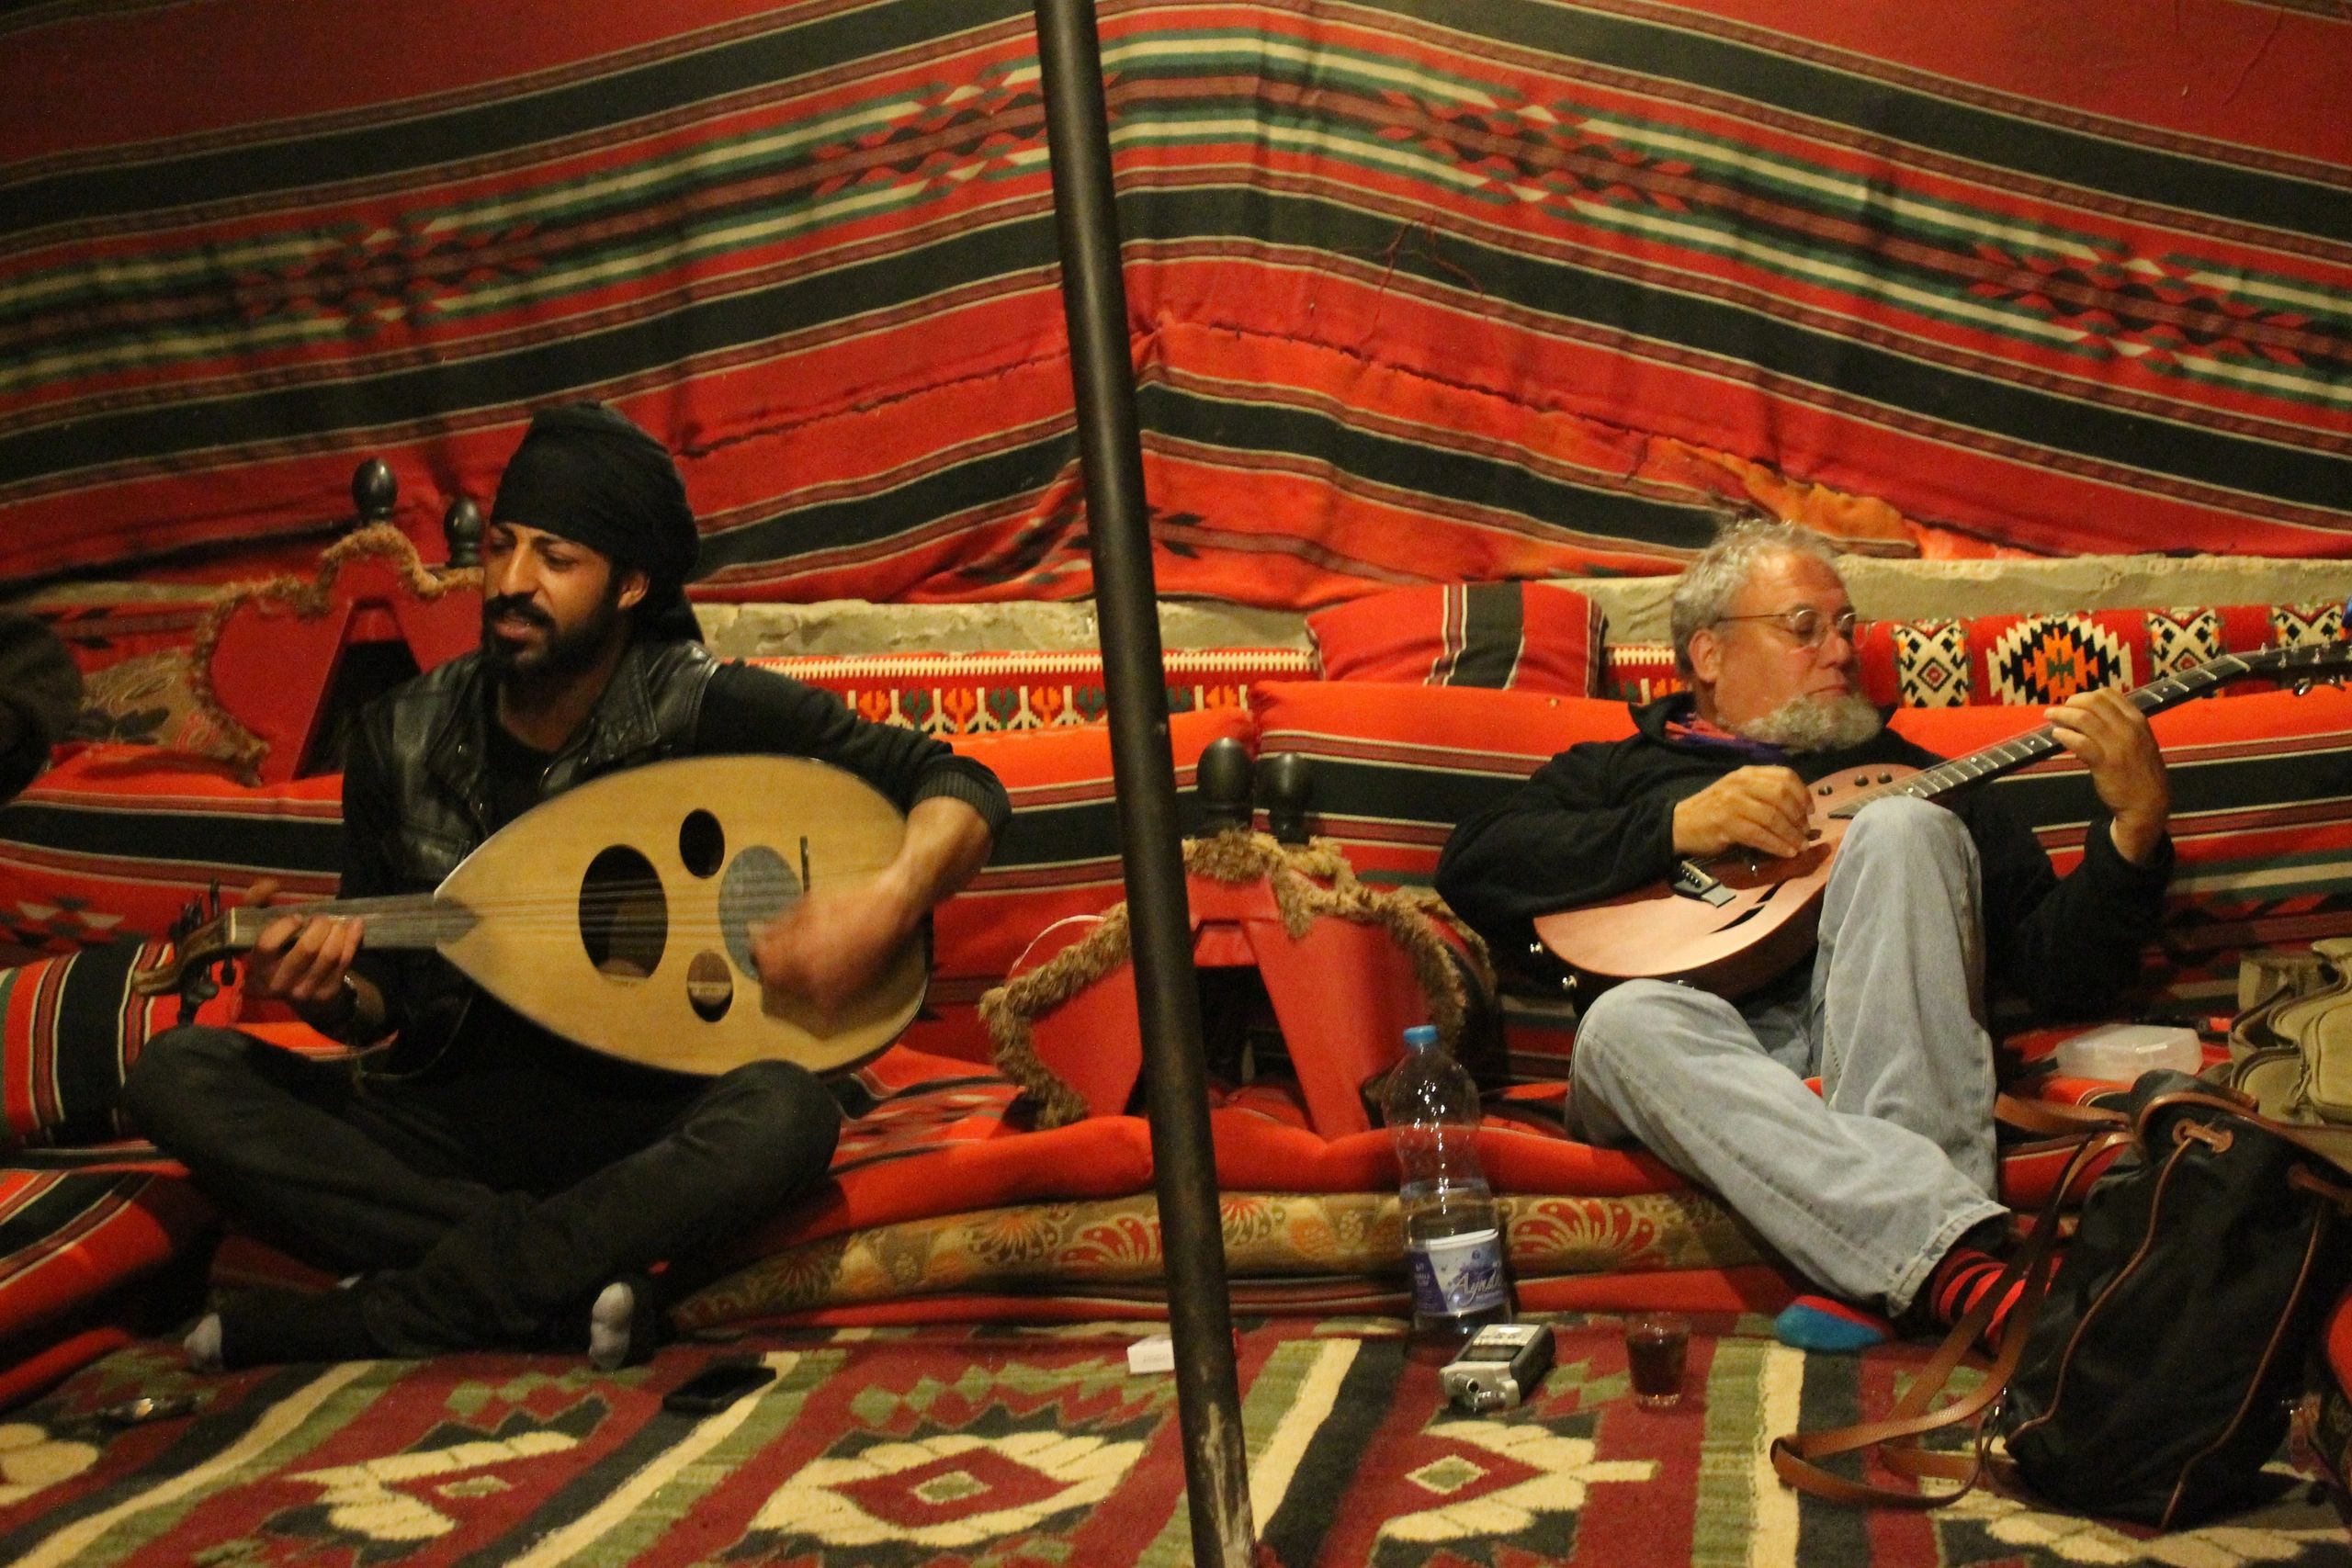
[3,1,2346,604]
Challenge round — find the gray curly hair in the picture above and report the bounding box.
[1668,519,1843,676]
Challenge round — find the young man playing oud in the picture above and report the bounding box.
[1437,522,2173,1348]
[128,404,1008,1370]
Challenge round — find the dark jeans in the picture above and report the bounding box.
[123,1023,841,1355]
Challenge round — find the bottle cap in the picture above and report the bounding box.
[1403,1024,1439,1052]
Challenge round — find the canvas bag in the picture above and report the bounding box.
[1773,1071,2352,1529]
[2225,939,2352,1130]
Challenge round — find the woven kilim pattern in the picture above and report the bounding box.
[2,1320,2343,1567]
[1985,616,2134,706]
[2148,608,2227,679]
[4,2,2348,600]
[1893,620,1972,709]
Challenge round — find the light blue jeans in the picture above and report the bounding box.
[1568,796,2006,1314]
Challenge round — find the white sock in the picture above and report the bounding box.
[588,1281,636,1372]
[184,1314,224,1372]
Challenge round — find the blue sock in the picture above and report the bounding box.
[1773,1294,1891,1353]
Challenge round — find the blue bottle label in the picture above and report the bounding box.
[1408,1228,1507,1317]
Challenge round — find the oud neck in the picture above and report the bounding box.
[1831,653,2263,815]
[225,893,460,952]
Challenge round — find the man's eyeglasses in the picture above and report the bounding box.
[1713,606,1862,649]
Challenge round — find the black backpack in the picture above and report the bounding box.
[1774,1071,2352,1530]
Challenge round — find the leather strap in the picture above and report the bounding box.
[1995,1091,2126,1137]
[1769,1129,2125,1508]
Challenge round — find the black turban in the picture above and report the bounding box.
[490,403,701,637]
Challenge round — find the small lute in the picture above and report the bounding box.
[1533,642,2352,999]
[133,755,926,1077]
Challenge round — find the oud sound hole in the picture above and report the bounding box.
[686,951,733,1021]
[718,845,799,976]
[678,810,725,878]
[579,846,667,979]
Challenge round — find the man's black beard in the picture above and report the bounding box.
[1736,691,1884,754]
[481,590,627,694]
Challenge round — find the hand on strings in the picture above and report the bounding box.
[240,877,362,1016]
[2047,686,2171,865]
[1670,766,1815,860]
[750,880,918,1020]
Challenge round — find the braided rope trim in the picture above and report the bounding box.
[979,831,1494,1130]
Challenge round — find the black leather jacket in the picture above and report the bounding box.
[341,637,719,1074]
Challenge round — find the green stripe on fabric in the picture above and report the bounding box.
[2,0,1037,231]
[1349,0,2352,240]
[0,209,1069,492]
[1137,1332,1371,1567]
[452,1349,835,1568]
[1125,186,2351,512]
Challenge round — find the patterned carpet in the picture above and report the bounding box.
[1,1315,2345,1567]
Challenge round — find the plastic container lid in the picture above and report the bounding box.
[1403,1024,1440,1051]
[2051,1023,2203,1083]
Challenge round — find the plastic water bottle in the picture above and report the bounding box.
[1384,1023,1512,1354]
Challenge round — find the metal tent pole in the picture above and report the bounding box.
[1029,3,1257,1563]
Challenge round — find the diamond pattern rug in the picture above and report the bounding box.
[0,1316,2342,1567]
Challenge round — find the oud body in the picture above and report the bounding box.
[135,755,925,1077]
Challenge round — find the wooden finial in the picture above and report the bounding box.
[351,458,396,526]
[442,497,483,570]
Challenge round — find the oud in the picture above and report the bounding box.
[1534,643,2352,999]
[132,755,926,1076]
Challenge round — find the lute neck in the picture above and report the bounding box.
[224,893,467,952]
[1827,652,2261,818]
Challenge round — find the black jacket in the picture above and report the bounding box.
[1435,695,2173,1021]
[341,637,1007,1073]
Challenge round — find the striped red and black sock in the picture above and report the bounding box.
[1925,1245,2023,1349]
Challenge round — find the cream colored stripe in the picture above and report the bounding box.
[1750,1346,1806,1568]
[1247,1336,1361,1518]
[1561,197,2091,347]
[1103,35,1498,108]
[1574,113,2105,265]
[504,1351,801,1568]
[17,1361,373,1568]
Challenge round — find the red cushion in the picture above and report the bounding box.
[1309,582,1603,695]
[0,746,341,955]
[1250,681,1634,887]
[0,1169,209,1354]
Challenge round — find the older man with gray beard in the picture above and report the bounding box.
[1437,522,2174,1349]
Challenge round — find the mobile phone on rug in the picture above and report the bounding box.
[662,1359,775,1414]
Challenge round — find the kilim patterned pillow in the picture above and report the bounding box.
[1307,583,1605,695]
[1878,620,1970,707]
[745,649,1312,736]
[1600,643,1685,705]
[1977,612,2143,706]
[1624,603,2334,710]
